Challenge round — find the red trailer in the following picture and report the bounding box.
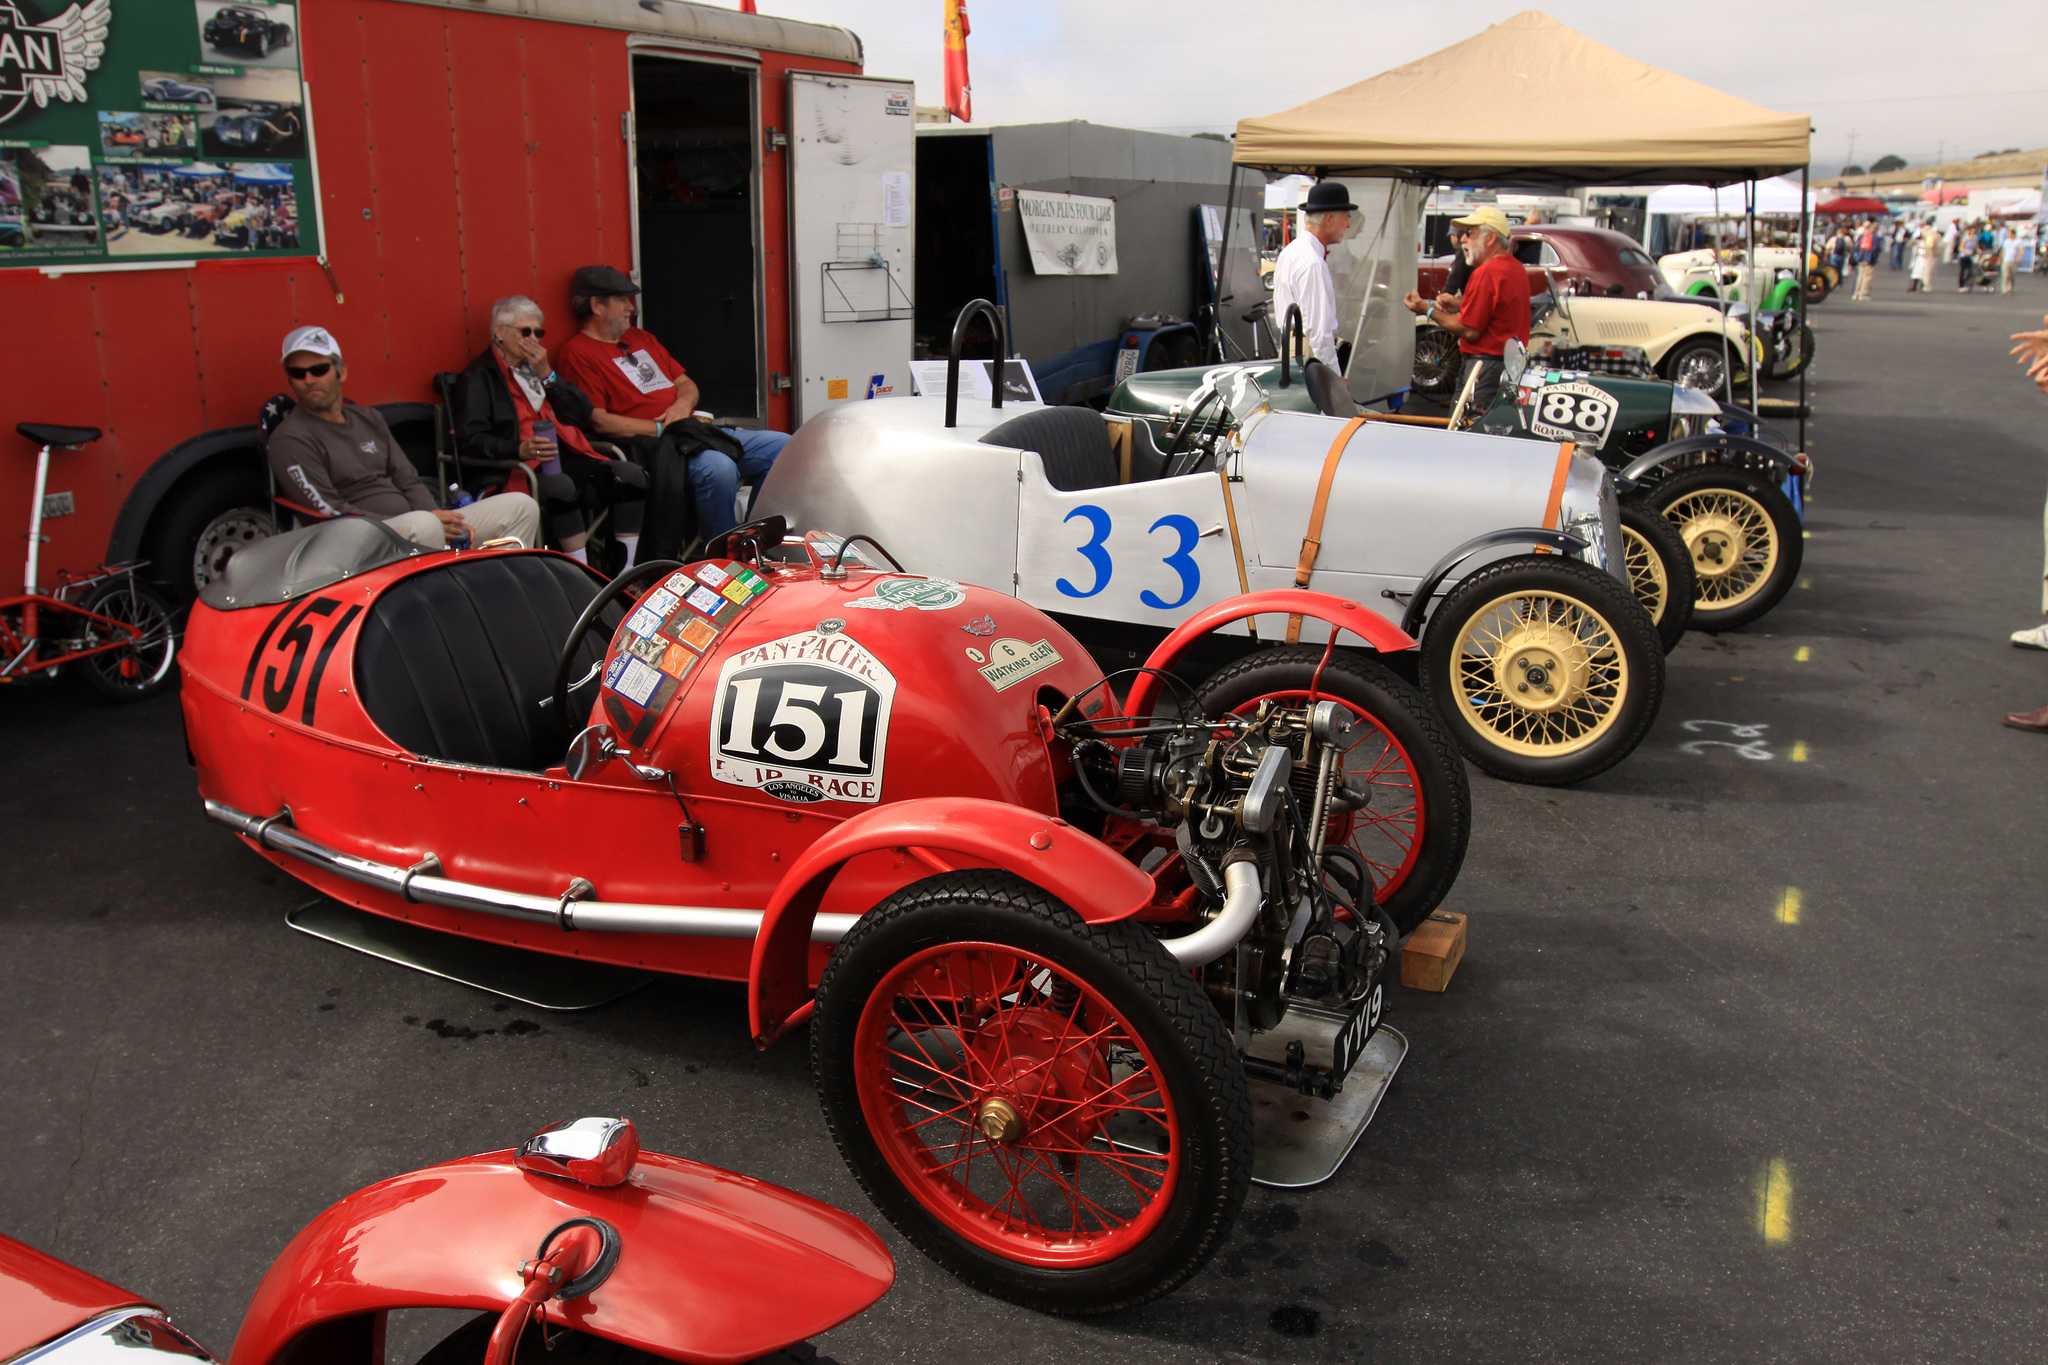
[0,0,916,603]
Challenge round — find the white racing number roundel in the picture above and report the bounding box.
[709,630,896,804]
[1526,380,1619,447]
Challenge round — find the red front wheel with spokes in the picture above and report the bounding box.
[813,870,1251,1315]
[1195,645,1471,933]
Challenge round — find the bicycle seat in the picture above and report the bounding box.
[18,423,102,447]
[1241,301,1273,325]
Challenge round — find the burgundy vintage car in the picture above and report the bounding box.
[1419,225,1668,300]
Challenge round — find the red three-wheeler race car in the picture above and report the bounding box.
[177,514,1471,1314]
[1,1115,893,1365]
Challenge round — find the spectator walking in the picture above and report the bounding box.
[1852,220,1878,300]
[1889,221,1907,270]
[1999,224,2020,294]
[1958,229,1978,292]
[1911,219,1940,292]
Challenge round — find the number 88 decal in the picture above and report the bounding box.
[1527,381,1618,445]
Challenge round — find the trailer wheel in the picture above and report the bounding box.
[1421,555,1664,786]
[146,468,273,602]
[814,870,1251,1316]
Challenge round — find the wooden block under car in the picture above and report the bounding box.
[1400,912,1466,992]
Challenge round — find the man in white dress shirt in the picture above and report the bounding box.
[1271,181,1357,370]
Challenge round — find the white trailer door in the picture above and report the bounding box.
[787,72,917,424]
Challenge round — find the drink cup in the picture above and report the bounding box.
[532,420,562,476]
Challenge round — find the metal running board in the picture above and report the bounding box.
[287,899,655,1011]
[1244,1013,1408,1189]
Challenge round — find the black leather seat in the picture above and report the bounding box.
[354,555,619,772]
[979,406,1119,491]
[18,423,102,447]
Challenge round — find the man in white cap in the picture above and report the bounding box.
[1270,181,1357,370]
[1404,205,1529,415]
[268,325,540,549]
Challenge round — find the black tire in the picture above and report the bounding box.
[1419,555,1664,786]
[813,871,1251,1316]
[77,578,178,701]
[1647,464,1803,632]
[1659,335,1735,399]
[1804,271,1831,305]
[1194,646,1470,933]
[1618,499,1696,652]
[143,466,273,603]
[1411,326,1462,403]
[253,33,269,58]
[1766,322,1815,381]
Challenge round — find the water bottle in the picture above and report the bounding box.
[448,485,475,509]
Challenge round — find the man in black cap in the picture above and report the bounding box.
[1271,181,1356,370]
[552,265,788,547]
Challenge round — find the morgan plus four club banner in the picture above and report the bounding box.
[1015,188,1117,276]
[0,0,316,269]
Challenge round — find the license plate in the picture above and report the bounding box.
[1328,971,1386,1081]
[1114,347,1141,384]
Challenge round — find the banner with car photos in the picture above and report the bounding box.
[0,0,316,268]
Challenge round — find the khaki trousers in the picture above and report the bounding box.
[384,492,541,549]
[1853,262,1874,299]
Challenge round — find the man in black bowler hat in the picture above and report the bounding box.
[1271,180,1356,371]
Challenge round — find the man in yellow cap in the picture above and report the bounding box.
[1404,205,1529,414]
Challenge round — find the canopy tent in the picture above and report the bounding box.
[1232,11,1809,186]
[172,163,230,178]
[1646,177,1812,217]
[232,163,294,184]
[1816,196,1888,215]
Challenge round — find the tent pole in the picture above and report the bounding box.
[1797,164,1809,456]
[1748,179,1759,411]
[1215,166,1241,362]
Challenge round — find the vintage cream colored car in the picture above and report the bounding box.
[1657,246,1806,309]
[1527,288,1763,397]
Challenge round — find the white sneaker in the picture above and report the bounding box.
[2013,624,2048,650]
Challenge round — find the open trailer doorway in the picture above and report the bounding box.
[631,53,763,423]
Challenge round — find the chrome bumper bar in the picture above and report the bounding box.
[205,800,856,943]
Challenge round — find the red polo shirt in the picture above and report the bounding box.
[1455,253,1531,357]
[554,327,688,422]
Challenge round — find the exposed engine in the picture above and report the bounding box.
[1053,682,1396,1097]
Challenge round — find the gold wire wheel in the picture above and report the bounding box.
[1448,591,1629,757]
[1664,487,1779,610]
[1621,524,1670,625]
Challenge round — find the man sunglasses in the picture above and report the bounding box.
[285,361,333,380]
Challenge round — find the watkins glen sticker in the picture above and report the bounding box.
[709,629,897,804]
[843,576,967,612]
[976,637,1062,692]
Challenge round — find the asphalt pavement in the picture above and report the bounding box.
[5,267,2047,1364]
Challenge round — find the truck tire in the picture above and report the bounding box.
[1648,465,1802,632]
[1420,554,1664,786]
[145,467,273,602]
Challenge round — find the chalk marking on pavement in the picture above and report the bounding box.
[1795,646,1811,662]
[1800,578,1812,589]
[1775,887,1801,924]
[1758,1159,1794,1243]
[1680,719,1773,760]
[1791,741,1809,762]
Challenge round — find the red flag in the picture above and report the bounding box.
[738,0,756,11]
[943,0,971,122]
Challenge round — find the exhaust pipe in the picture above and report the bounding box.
[206,800,856,943]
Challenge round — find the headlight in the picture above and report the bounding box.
[1557,455,1624,584]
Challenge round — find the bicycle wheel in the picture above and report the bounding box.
[78,577,179,701]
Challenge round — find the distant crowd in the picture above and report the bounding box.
[1817,214,2040,297]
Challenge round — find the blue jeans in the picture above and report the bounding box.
[689,428,788,538]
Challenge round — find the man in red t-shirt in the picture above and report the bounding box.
[1404,206,1530,416]
[552,265,788,541]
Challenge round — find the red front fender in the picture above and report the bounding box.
[227,1151,892,1365]
[747,797,1154,1047]
[1123,588,1417,719]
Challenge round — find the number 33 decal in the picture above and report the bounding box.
[1055,504,1202,611]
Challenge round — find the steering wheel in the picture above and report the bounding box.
[1161,386,1227,479]
[550,559,686,726]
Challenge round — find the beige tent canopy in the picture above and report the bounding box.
[1233,11,1809,186]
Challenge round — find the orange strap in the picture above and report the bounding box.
[1285,416,1369,642]
[1534,442,1575,550]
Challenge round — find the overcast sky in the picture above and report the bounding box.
[764,0,2048,176]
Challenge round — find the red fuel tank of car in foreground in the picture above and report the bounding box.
[0,1237,151,1360]
[227,1150,894,1365]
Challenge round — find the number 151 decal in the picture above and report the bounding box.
[708,629,898,804]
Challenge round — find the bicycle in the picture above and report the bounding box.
[2,423,179,701]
